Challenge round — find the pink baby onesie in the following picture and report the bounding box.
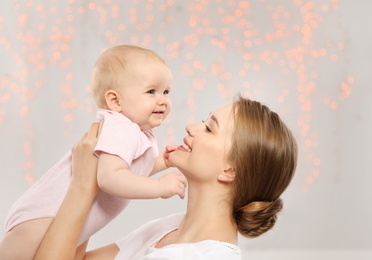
[4,109,158,245]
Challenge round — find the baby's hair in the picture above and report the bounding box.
[91,45,168,109]
[230,95,298,237]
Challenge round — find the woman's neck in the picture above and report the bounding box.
[157,183,238,247]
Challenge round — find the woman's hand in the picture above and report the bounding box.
[34,122,101,260]
[70,121,101,197]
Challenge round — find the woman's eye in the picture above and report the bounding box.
[202,120,212,132]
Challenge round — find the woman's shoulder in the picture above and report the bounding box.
[114,213,185,260]
[132,212,184,234]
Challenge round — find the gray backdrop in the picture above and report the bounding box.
[0,1,371,259]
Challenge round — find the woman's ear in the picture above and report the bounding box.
[105,90,122,112]
[218,167,236,183]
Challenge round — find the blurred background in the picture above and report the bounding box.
[0,1,371,259]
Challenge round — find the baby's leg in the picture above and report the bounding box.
[0,217,53,260]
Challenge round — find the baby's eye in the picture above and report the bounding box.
[163,89,170,95]
[147,89,155,94]
[202,120,212,133]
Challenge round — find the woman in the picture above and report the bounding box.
[35,95,298,259]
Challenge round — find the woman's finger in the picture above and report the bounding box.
[87,121,101,139]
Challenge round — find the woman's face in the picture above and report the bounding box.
[169,103,235,183]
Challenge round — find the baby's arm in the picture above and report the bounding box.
[97,152,187,199]
[150,145,178,175]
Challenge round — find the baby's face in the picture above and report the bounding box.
[118,61,173,131]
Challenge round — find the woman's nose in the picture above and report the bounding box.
[185,123,200,136]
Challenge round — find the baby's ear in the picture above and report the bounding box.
[105,90,122,112]
[218,167,236,183]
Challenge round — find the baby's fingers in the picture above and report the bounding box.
[177,173,187,187]
[165,145,178,153]
[176,183,186,199]
[176,174,187,199]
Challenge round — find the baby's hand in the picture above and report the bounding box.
[158,172,187,199]
[164,145,177,168]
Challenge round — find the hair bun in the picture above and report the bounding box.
[235,198,283,237]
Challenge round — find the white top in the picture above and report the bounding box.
[115,213,241,260]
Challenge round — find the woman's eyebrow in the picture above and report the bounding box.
[210,115,219,128]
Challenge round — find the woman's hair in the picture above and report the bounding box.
[229,95,298,238]
[91,45,168,108]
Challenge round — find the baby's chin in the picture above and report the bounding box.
[140,122,162,131]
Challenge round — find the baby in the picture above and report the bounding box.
[0,45,186,260]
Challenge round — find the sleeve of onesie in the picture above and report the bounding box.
[94,111,151,166]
